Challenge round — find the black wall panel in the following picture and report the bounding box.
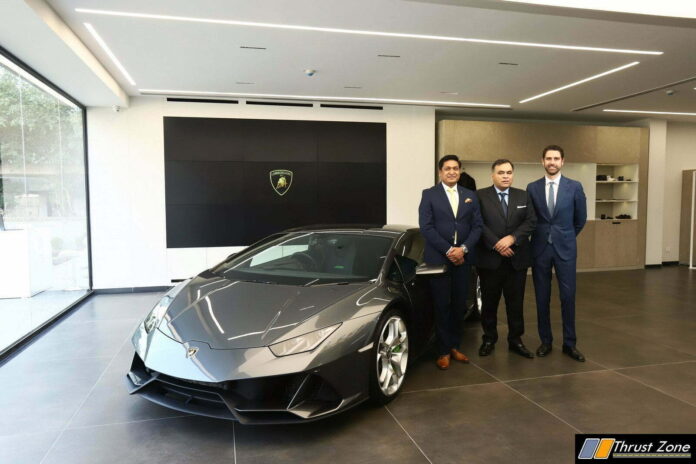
[164,117,386,247]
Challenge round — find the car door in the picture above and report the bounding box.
[391,231,434,353]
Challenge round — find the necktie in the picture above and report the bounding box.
[447,187,458,244]
[447,187,458,216]
[499,192,508,218]
[547,181,555,217]
[547,182,555,244]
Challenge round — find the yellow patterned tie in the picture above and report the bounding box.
[447,187,458,216]
[447,187,459,244]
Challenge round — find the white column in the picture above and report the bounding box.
[642,119,667,265]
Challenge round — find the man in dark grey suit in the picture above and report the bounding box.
[476,159,537,358]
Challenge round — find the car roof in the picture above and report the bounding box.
[281,224,418,235]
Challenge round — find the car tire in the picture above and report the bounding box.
[369,308,409,405]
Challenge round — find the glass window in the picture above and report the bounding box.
[0,53,89,353]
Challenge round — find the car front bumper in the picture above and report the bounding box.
[126,315,380,424]
[126,347,371,424]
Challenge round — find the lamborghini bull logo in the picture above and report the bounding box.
[269,169,293,196]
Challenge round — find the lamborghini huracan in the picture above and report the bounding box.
[126,225,480,424]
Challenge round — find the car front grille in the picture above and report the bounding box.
[128,353,343,424]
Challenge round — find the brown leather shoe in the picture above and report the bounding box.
[436,354,450,370]
[450,349,470,363]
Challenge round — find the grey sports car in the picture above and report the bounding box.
[126,225,479,424]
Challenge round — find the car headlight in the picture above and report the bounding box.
[144,295,173,333]
[142,280,189,333]
[269,324,341,357]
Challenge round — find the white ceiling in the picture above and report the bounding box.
[1,0,695,121]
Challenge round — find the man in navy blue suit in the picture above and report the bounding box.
[527,145,587,362]
[419,155,483,370]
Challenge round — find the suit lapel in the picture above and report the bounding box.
[506,188,518,221]
[552,177,565,219]
[456,185,464,218]
[438,184,456,218]
[536,178,551,221]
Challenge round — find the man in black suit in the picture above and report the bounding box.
[476,159,537,358]
[419,155,483,370]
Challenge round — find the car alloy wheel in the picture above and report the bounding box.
[376,315,409,396]
[475,275,482,317]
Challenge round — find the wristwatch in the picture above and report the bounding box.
[461,245,468,254]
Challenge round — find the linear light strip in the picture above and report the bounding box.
[603,109,696,116]
[138,89,510,108]
[75,8,663,55]
[519,61,640,103]
[503,0,696,20]
[84,22,136,86]
[0,54,78,108]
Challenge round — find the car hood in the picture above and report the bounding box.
[159,274,369,349]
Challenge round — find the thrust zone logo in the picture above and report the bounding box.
[577,436,694,462]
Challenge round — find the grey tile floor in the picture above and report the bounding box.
[1,267,695,463]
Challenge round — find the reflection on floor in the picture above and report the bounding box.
[1,267,695,464]
[0,289,89,353]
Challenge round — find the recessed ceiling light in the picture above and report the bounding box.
[603,109,696,116]
[84,23,136,86]
[503,0,696,20]
[519,61,639,103]
[74,8,663,55]
[0,54,78,108]
[138,89,510,108]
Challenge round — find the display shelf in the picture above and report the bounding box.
[595,200,637,203]
[596,181,638,184]
[593,218,637,221]
[595,163,639,220]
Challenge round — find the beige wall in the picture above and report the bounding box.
[663,121,696,262]
[87,97,435,288]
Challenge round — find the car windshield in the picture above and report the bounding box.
[210,232,394,285]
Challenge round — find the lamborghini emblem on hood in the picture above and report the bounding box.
[270,169,293,196]
[186,347,199,358]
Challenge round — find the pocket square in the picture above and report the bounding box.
[464,198,473,203]
[517,205,527,208]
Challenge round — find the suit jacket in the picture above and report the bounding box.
[475,186,537,271]
[526,176,587,261]
[418,183,483,265]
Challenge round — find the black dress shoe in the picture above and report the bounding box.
[536,343,552,357]
[562,345,586,362]
[479,342,495,356]
[509,343,534,359]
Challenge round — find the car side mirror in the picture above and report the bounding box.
[415,264,447,276]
